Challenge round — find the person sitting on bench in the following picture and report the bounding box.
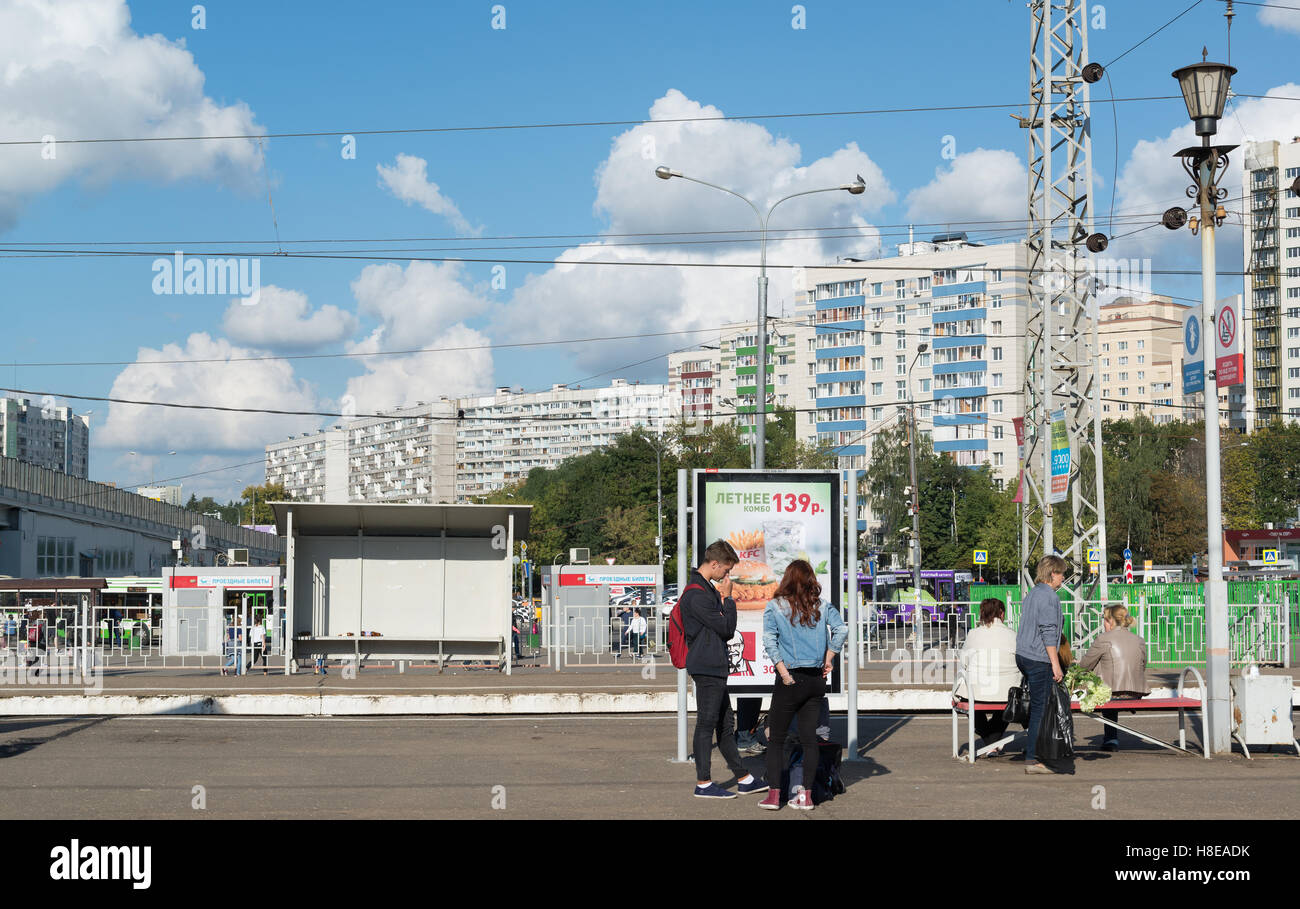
[956,598,1019,754]
[1078,604,1148,752]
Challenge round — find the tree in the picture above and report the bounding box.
[239,481,290,525]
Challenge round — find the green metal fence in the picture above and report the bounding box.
[969,582,1297,667]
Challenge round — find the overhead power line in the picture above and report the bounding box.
[0,97,1232,148]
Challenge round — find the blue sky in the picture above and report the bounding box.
[2,0,1298,501]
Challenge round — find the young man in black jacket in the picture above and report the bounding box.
[684,540,767,799]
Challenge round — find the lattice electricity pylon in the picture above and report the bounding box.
[1018,0,1109,602]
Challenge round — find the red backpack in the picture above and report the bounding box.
[668,584,707,669]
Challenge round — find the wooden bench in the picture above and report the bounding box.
[951,666,1209,762]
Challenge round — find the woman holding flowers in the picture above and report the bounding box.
[1079,604,1148,752]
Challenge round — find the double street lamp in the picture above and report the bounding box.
[655,167,865,468]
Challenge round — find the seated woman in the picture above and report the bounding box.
[1079,604,1148,752]
[955,598,1019,753]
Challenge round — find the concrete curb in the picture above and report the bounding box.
[3,684,1293,716]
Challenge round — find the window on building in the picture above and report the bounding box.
[993,452,1004,466]
[993,425,1004,440]
[871,332,882,346]
[920,378,931,393]
[896,332,907,351]
[896,279,906,299]
[992,399,1003,414]
[992,347,1003,361]
[991,269,1002,282]
[871,382,883,396]
[896,355,906,376]
[871,406,884,420]
[871,357,883,371]
[896,381,907,401]
[1117,341,1128,351]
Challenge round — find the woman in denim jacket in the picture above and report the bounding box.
[757,559,847,811]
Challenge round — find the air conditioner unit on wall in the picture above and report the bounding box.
[228,548,250,566]
[569,548,590,565]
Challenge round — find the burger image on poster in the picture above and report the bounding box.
[729,560,779,609]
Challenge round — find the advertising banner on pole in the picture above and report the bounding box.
[1182,305,1205,395]
[1214,296,1244,386]
[1012,416,1026,503]
[695,470,841,693]
[1049,409,1070,504]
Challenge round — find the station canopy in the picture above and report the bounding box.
[269,501,531,539]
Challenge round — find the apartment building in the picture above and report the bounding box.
[0,396,90,478]
[454,380,676,498]
[667,348,721,431]
[717,318,816,441]
[1242,137,1300,427]
[266,399,457,504]
[803,236,1029,496]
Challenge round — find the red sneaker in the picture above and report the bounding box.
[789,790,815,810]
[758,790,781,810]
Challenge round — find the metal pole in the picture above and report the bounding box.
[756,271,769,470]
[675,468,690,763]
[909,400,923,650]
[847,469,863,760]
[1200,152,1230,753]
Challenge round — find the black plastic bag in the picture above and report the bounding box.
[1036,681,1075,761]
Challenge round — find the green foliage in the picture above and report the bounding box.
[239,481,291,525]
[495,409,828,578]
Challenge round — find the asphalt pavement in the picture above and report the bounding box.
[2,712,1296,819]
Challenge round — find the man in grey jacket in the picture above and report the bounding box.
[1015,554,1067,774]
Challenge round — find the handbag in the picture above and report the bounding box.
[1003,679,1030,727]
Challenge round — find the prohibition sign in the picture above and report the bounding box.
[1218,306,1236,348]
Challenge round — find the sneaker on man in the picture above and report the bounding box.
[693,783,737,799]
[758,790,781,810]
[742,739,767,755]
[788,789,815,810]
[736,776,769,795]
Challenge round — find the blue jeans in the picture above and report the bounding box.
[1015,655,1053,764]
[1101,709,1119,746]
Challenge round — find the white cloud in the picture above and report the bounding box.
[342,260,496,412]
[1110,84,1300,267]
[904,148,1027,228]
[377,154,480,235]
[1259,0,1300,34]
[221,285,358,350]
[98,333,322,452]
[493,89,893,375]
[0,0,263,231]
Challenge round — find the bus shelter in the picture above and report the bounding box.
[271,501,531,674]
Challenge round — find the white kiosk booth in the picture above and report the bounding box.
[271,502,531,674]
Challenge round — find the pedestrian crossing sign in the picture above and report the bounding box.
[1263,549,1279,564]
[1087,548,1101,565]
[973,550,988,565]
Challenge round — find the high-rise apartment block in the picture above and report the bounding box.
[1243,138,1300,427]
[0,396,90,477]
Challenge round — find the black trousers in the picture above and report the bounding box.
[975,710,1009,742]
[765,668,824,796]
[691,674,748,783]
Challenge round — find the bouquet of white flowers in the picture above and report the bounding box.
[1064,663,1112,713]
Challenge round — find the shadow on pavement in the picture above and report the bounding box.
[0,716,112,759]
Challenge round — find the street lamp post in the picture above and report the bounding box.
[1166,52,1237,753]
[656,166,864,468]
[907,343,929,646]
